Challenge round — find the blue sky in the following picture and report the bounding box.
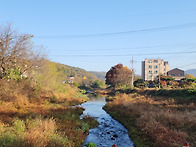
[1,1,196,75]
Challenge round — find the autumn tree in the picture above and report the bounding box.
[0,24,43,80]
[185,74,195,78]
[105,64,132,88]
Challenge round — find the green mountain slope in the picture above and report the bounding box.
[54,62,98,84]
[89,71,106,80]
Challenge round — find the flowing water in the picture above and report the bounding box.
[81,96,134,147]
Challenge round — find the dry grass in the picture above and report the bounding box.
[0,106,94,146]
[0,117,71,147]
[26,118,56,146]
[0,79,92,147]
[0,101,18,113]
[105,93,196,147]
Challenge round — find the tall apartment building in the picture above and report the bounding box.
[142,59,170,81]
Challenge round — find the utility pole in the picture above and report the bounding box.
[159,63,161,88]
[131,57,134,87]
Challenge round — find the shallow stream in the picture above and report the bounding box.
[81,96,134,147]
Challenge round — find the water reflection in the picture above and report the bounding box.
[81,96,134,147]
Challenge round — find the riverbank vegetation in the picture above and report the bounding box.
[104,89,196,147]
[103,60,196,147]
[0,24,99,146]
[0,73,99,146]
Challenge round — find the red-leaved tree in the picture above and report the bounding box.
[105,64,132,88]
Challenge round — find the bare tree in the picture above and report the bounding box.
[0,24,43,79]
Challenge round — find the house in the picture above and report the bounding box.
[142,59,170,81]
[64,76,75,84]
[167,68,185,81]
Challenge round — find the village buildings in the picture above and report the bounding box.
[142,59,170,81]
[141,59,185,81]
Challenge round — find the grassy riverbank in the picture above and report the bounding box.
[0,79,98,147]
[0,25,101,146]
[104,90,196,147]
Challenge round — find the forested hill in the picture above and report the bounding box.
[54,62,99,83]
[89,71,106,80]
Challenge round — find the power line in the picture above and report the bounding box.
[34,22,196,39]
[166,45,196,59]
[178,62,196,68]
[49,51,196,57]
[59,43,196,52]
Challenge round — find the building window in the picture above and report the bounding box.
[154,70,158,74]
[148,60,152,63]
[149,65,152,69]
[149,70,152,73]
[154,65,158,69]
[179,74,182,76]
[154,60,158,63]
[171,74,175,76]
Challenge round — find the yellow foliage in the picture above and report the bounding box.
[124,66,129,70]
[186,74,195,78]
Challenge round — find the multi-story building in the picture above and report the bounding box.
[142,59,170,81]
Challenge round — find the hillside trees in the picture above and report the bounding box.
[185,74,195,78]
[0,24,43,80]
[105,64,132,88]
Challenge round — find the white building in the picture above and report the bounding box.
[142,59,170,81]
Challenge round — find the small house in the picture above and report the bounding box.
[167,68,185,81]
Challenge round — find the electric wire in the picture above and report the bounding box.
[58,43,196,52]
[48,51,196,57]
[178,62,196,68]
[33,22,196,39]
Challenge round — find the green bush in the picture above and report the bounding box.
[49,134,68,146]
[134,79,147,88]
[81,122,89,132]
[85,142,97,147]
[73,81,79,87]
[0,131,17,146]
[187,89,196,95]
[13,119,26,134]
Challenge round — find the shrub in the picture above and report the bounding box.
[187,89,196,95]
[49,134,68,146]
[134,79,147,88]
[73,81,79,87]
[85,142,97,147]
[0,131,18,146]
[81,122,90,132]
[0,121,25,146]
[13,119,26,134]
